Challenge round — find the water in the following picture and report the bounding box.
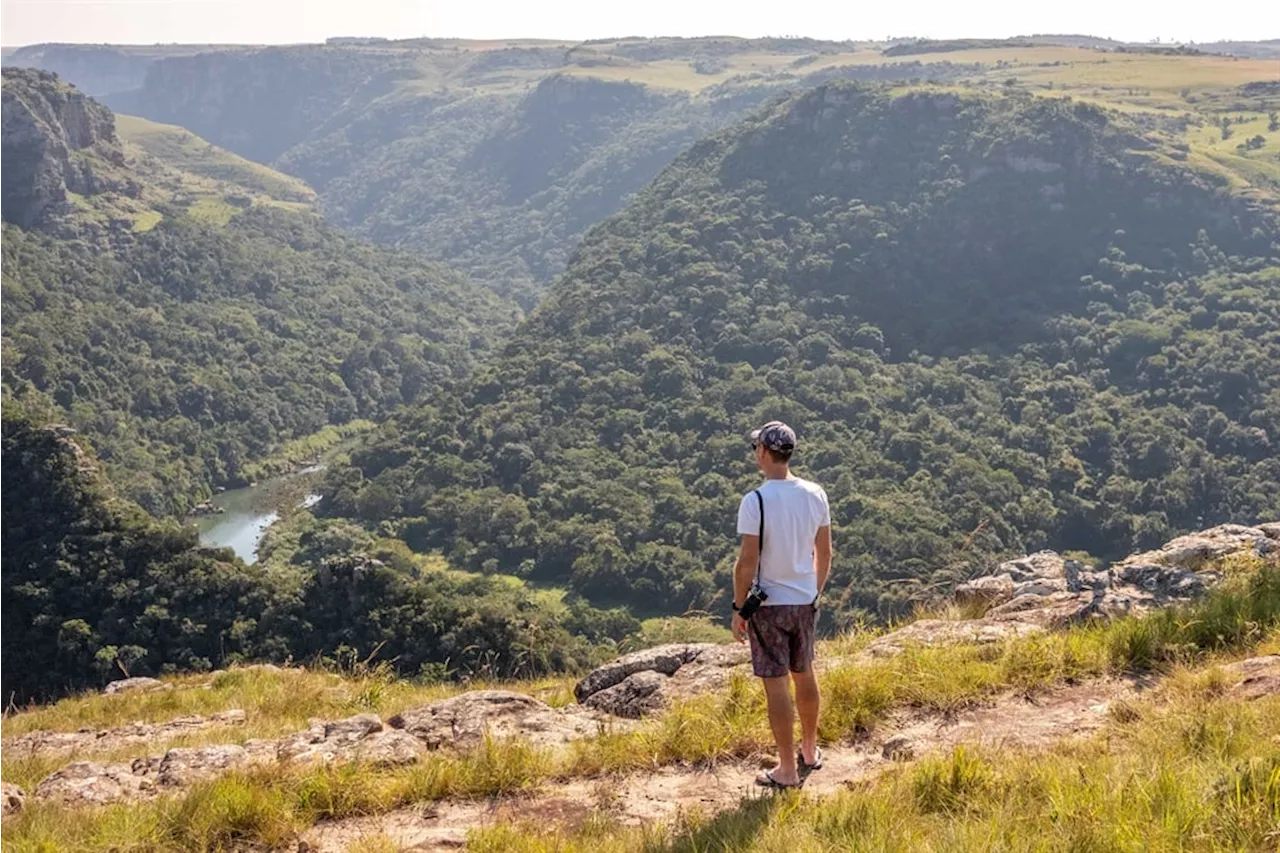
[195,472,322,563]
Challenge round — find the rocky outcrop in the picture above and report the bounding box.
[102,676,171,695]
[1,782,25,816]
[28,710,434,807]
[1,67,134,229]
[388,691,603,749]
[4,709,245,757]
[276,714,426,767]
[573,643,751,719]
[949,524,1277,631]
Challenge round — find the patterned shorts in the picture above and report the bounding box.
[747,604,816,678]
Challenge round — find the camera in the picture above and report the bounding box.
[737,583,768,619]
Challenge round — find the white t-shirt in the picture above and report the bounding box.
[737,477,831,606]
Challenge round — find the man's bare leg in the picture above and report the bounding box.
[761,675,799,784]
[791,668,820,764]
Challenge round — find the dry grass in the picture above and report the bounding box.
[3,558,1275,851]
[470,687,1280,853]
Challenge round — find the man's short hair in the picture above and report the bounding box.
[764,446,793,463]
[751,421,796,463]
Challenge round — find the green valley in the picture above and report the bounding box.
[1,68,515,514]
[322,84,1280,623]
[2,24,1280,851]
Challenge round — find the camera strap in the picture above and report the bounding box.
[747,488,778,664]
[754,488,764,585]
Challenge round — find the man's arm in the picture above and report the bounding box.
[734,534,760,608]
[730,534,759,643]
[814,525,832,594]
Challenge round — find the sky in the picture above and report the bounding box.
[2,0,1278,47]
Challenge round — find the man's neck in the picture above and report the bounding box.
[763,465,792,481]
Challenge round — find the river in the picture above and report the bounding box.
[194,470,323,563]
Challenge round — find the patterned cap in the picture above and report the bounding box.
[751,420,796,453]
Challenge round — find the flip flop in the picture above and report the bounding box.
[798,747,825,775]
[755,768,803,790]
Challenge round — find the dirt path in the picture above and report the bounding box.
[303,677,1141,852]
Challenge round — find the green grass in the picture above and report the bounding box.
[116,115,316,204]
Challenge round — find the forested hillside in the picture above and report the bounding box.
[16,39,1277,303]
[323,86,1280,622]
[52,40,980,299]
[1,69,515,513]
[1,405,638,702]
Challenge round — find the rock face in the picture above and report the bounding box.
[389,691,602,749]
[1,67,133,229]
[573,643,751,719]
[1,782,25,816]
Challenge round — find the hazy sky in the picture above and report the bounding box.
[2,0,1278,47]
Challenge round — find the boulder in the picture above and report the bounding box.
[1124,524,1274,570]
[573,644,708,703]
[995,551,1069,583]
[1,781,25,816]
[930,523,1278,642]
[350,731,429,767]
[573,643,751,718]
[1012,578,1069,598]
[102,676,168,695]
[388,691,600,750]
[34,761,153,806]
[5,709,247,757]
[986,591,1099,628]
[955,573,1015,606]
[1221,655,1280,701]
[149,745,250,787]
[581,670,668,719]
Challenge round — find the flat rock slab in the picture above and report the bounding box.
[1220,655,1280,701]
[4,709,246,757]
[35,761,155,806]
[388,691,604,750]
[859,618,1045,658]
[278,714,427,767]
[102,677,169,695]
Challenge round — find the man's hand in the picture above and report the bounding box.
[732,612,748,644]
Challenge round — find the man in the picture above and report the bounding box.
[731,420,833,790]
